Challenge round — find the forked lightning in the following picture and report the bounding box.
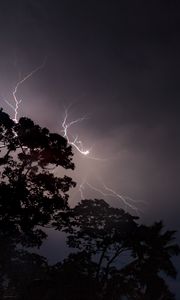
[4,59,46,123]
[62,109,90,156]
[1,61,144,214]
[79,179,145,214]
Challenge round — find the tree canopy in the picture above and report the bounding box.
[13,199,179,300]
[0,110,179,300]
[0,109,76,247]
[0,109,76,298]
[58,199,180,299]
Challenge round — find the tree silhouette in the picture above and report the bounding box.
[0,110,180,300]
[0,109,76,297]
[21,252,99,300]
[2,199,179,300]
[59,199,180,300]
[0,109,75,245]
[59,199,138,279]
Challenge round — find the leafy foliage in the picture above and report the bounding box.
[0,109,75,298]
[59,199,180,299]
[0,109,76,247]
[0,109,179,300]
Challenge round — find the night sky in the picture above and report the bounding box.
[0,0,180,296]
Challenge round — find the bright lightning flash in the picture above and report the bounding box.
[4,59,46,123]
[62,109,91,156]
[62,108,145,214]
[1,59,145,215]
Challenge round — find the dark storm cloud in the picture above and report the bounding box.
[0,0,179,217]
[0,0,180,295]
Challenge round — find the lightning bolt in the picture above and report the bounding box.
[78,179,145,214]
[1,61,145,214]
[62,108,91,156]
[61,107,145,214]
[4,58,46,123]
[61,108,107,161]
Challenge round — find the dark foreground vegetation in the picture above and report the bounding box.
[0,109,179,300]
